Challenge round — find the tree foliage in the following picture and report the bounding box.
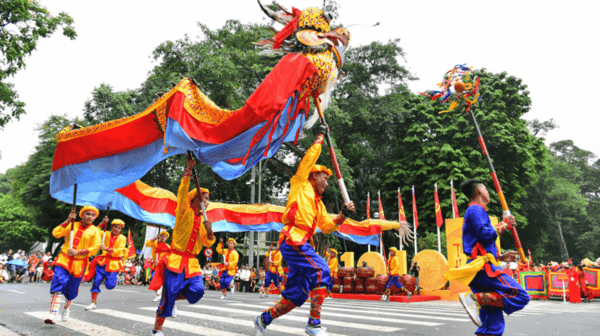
[0,0,76,128]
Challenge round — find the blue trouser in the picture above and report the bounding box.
[279,239,330,307]
[385,275,404,291]
[264,271,280,287]
[220,273,234,290]
[156,269,204,318]
[91,265,118,293]
[469,270,530,335]
[50,265,83,301]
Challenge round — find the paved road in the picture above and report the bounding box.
[1,282,599,335]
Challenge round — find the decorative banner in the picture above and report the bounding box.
[71,179,411,246]
[140,224,159,260]
[412,186,418,230]
[583,267,600,297]
[548,271,570,297]
[398,188,406,222]
[126,229,136,260]
[51,53,318,205]
[450,180,459,218]
[366,192,370,219]
[519,271,549,299]
[377,190,386,220]
[434,184,443,228]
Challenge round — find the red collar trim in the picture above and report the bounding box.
[468,202,487,211]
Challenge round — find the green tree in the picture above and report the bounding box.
[0,0,76,128]
[0,193,44,251]
[380,70,547,259]
[10,115,76,253]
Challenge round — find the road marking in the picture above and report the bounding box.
[140,307,348,336]
[234,302,468,323]
[86,308,246,336]
[4,290,25,294]
[26,311,132,335]
[112,288,140,293]
[188,304,407,330]
[202,298,242,303]
[321,301,469,317]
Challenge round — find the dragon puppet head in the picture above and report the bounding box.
[256,0,351,73]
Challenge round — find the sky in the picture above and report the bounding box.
[1,0,599,174]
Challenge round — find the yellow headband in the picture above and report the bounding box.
[188,188,210,202]
[159,231,169,239]
[111,219,125,227]
[79,206,99,219]
[227,238,237,247]
[389,247,399,253]
[310,165,332,178]
[329,248,338,255]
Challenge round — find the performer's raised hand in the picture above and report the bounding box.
[186,158,196,170]
[203,220,213,239]
[67,209,77,222]
[499,250,519,263]
[503,214,517,228]
[343,201,355,214]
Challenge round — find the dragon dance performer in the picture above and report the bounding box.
[450,179,530,336]
[216,237,239,299]
[324,248,338,300]
[260,245,283,298]
[85,218,126,310]
[45,206,102,324]
[149,158,215,336]
[254,131,355,336]
[146,231,171,302]
[381,247,412,301]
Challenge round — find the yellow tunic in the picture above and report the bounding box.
[53,222,101,277]
[388,255,401,276]
[328,257,338,276]
[145,240,169,266]
[265,250,282,274]
[96,232,126,272]
[216,243,239,276]
[281,141,341,246]
[164,175,216,277]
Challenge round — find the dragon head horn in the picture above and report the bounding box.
[322,0,334,22]
[257,0,295,25]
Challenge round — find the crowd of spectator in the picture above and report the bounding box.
[0,249,54,283]
[202,263,267,293]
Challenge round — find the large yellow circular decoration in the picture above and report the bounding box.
[413,250,449,290]
[357,252,386,276]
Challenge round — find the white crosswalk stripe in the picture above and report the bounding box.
[232,302,471,323]
[26,311,132,336]
[191,303,440,327]
[139,307,349,336]
[78,307,246,336]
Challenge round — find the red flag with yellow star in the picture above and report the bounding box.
[398,188,407,222]
[378,191,386,220]
[434,184,443,228]
[127,229,136,260]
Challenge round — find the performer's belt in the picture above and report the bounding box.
[99,255,122,261]
[169,250,196,259]
[445,243,507,286]
[59,251,89,278]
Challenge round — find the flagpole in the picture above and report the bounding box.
[367,192,370,252]
[451,180,456,219]
[412,185,417,256]
[398,188,403,251]
[436,183,441,254]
